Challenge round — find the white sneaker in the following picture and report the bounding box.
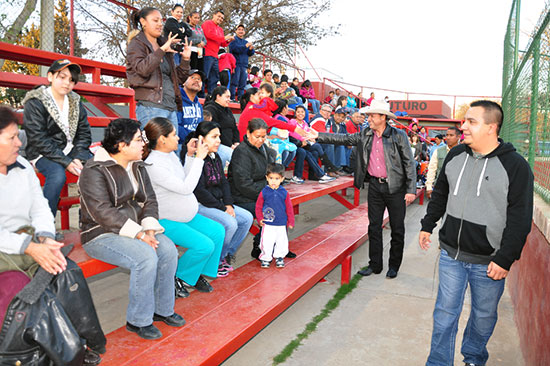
[319,174,336,183]
[290,176,305,184]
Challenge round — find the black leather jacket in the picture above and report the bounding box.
[22,86,92,167]
[318,124,416,194]
[78,148,163,244]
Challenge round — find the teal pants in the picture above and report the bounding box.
[160,215,225,286]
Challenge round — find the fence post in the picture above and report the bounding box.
[528,36,540,168]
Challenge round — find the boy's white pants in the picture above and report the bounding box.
[259,225,289,261]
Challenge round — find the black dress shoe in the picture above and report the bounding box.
[357,266,381,276]
[285,251,297,258]
[386,268,398,279]
[153,312,186,327]
[126,322,162,340]
[193,275,213,293]
[174,277,190,298]
[83,349,102,365]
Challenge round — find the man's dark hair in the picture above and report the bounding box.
[215,9,224,15]
[263,69,273,76]
[237,24,245,29]
[470,100,503,133]
[447,126,461,135]
[435,134,444,140]
[266,162,285,176]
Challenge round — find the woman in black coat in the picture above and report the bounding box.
[204,86,240,167]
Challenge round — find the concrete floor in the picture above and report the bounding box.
[60,186,523,366]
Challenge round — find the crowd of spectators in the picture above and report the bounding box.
[1,5,476,363]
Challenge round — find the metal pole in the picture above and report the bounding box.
[513,0,521,71]
[528,36,539,168]
[40,0,55,76]
[70,0,74,56]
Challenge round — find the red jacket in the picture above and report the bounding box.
[345,120,361,134]
[218,53,236,72]
[238,100,297,141]
[202,20,229,57]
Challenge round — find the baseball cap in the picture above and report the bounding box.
[334,107,346,114]
[189,69,206,82]
[48,59,82,74]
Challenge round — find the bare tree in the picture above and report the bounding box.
[75,0,338,66]
[0,0,39,68]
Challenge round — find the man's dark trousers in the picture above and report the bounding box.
[367,178,406,272]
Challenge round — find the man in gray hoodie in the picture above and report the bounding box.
[419,100,533,366]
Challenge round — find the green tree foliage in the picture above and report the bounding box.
[0,0,87,106]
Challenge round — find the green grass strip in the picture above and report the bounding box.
[272,273,363,365]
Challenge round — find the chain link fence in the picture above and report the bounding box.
[501,1,550,203]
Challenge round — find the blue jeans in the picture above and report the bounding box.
[160,215,224,285]
[217,144,233,169]
[136,104,178,136]
[334,145,352,167]
[198,204,253,259]
[320,143,337,167]
[426,250,505,366]
[35,149,91,216]
[294,146,324,179]
[83,233,177,327]
[307,98,321,114]
[203,56,219,95]
[230,66,248,99]
[281,149,296,167]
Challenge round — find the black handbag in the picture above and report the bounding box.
[0,255,106,365]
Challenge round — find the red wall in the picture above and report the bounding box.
[389,100,452,119]
[507,223,550,366]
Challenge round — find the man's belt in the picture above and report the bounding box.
[371,177,388,184]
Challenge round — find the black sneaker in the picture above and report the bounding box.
[285,251,297,258]
[126,322,162,340]
[193,275,213,293]
[174,276,190,298]
[153,312,186,327]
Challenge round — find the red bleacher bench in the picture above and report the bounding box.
[63,187,424,365]
[36,171,80,230]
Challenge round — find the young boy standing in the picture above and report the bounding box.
[255,163,295,268]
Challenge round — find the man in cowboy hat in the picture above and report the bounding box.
[311,99,416,278]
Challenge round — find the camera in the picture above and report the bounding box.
[171,42,184,53]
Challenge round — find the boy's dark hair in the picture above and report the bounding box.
[470,100,503,133]
[435,134,444,140]
[273,73,280,79]
[266,163,285,176]
[263,69,273,75]
[237,24,245,30]
[280,74,289,83]
[102,118,141,154]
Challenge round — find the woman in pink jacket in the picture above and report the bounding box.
[299,80,321,114]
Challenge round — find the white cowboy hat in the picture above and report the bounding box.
[362,100,397,120]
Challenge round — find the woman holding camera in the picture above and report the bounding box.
[127,6,192,134]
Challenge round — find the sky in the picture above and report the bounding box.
[290,0,548,102]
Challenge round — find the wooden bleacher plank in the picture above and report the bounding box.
[99,204,371,365]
